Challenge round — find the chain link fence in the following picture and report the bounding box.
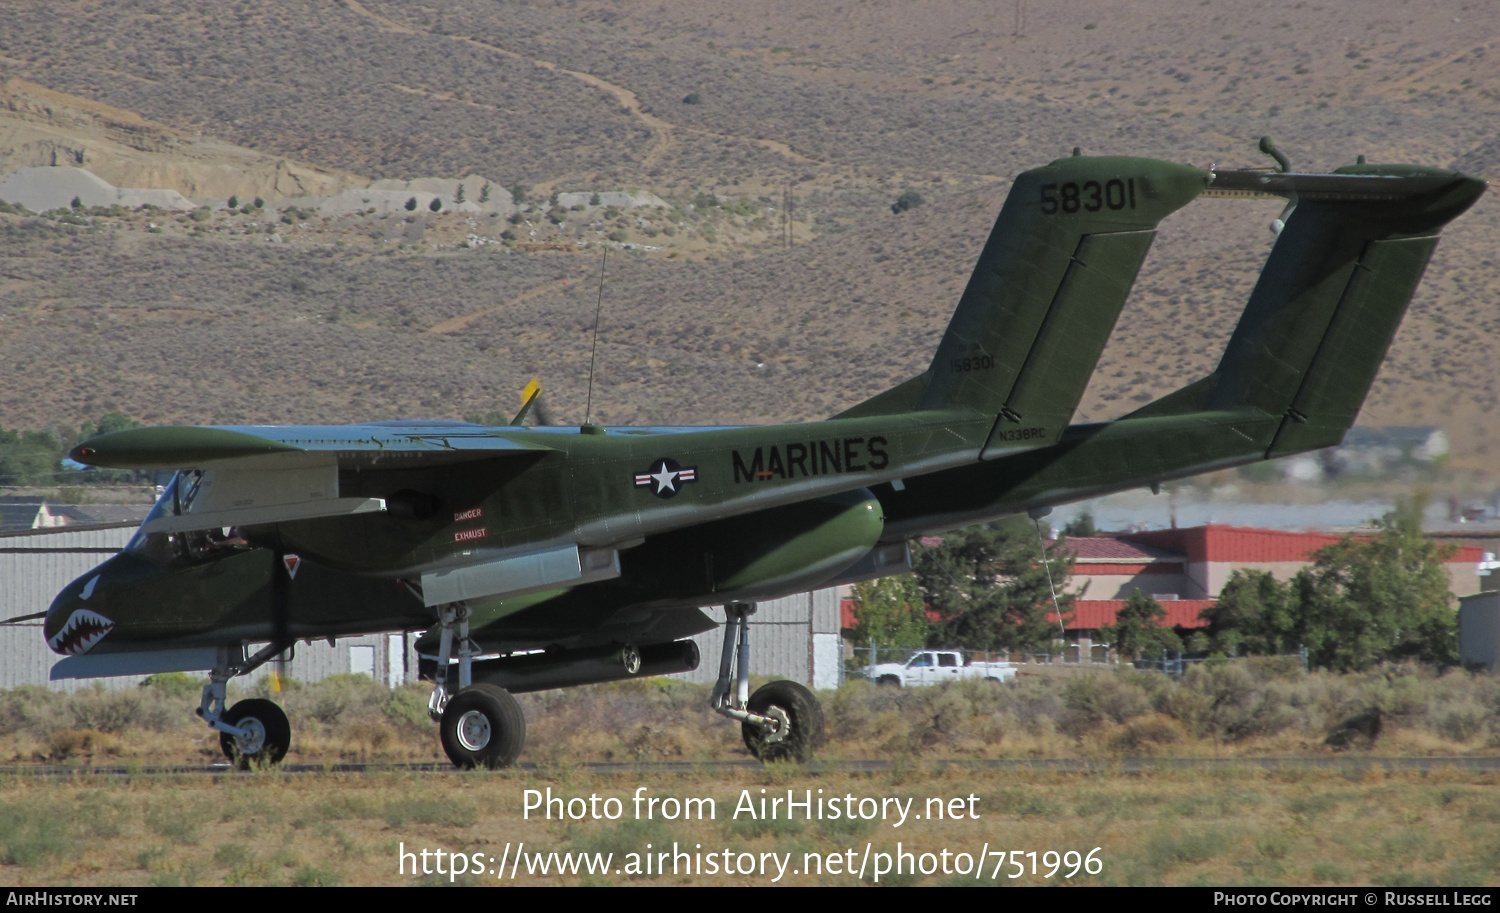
[845,643,1310,684]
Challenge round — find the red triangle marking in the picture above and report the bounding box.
[283,554,302,579]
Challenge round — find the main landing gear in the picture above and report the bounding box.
[711,603,824,763]
[199,643,292,769]
[427,601,526,769]
[194,599,821,770]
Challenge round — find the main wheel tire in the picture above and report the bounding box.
[742,680,824,764]
[219,698,291,769]
[440,683,526,769]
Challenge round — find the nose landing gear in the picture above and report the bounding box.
[219,698,291,769]
[198,643,293,769]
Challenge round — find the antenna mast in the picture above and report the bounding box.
[583,247,607,425]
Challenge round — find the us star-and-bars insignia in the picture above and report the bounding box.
[634,457,697,499]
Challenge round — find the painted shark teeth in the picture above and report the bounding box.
[48,609,114,656]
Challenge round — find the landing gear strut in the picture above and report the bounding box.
[428,601,527,769]
[710,602,824,763]
[199,643,292,769]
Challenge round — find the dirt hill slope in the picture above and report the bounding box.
[0,0,1493,472]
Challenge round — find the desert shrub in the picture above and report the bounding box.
[46,728,122,760]
[890,190,924,214]
[1059,673,1152,736]
[1168,663,1298,741]
[68,688,174,734]
[1110,714,1184,753]
[381,683,436,736]
[0,686,63,737]
[295,674,387,725]
[140,672,204,699]
[1433,699,1488,741]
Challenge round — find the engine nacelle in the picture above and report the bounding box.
[619,487,885,603]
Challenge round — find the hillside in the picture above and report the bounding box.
[0,0,1494,477]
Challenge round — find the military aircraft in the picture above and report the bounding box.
[43,146,1484,769]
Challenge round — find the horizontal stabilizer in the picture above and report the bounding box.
[1123,163,1483,456]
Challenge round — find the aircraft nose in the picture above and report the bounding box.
[45,567,115,656]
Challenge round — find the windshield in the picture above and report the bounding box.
[126,471,247,566]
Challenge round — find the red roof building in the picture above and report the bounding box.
[1059,525,1483,634]
[840,526,1483,640]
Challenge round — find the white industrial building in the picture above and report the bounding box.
[1,524,843,692]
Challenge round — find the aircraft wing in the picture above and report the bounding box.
[70,422,557,536]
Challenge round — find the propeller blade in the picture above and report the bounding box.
[510,378,542,426]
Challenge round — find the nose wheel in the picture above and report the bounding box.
[219,698,291,769]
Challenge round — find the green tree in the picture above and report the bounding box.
[227,195,239,210]
[76,411,142,443]
[913,520,1073,651]
[1198,569,1300,656]
[1194,496,1459,671]
[478,182,492,204]
[848,575,928,650]
[70,196,83,210]
[405,197,418,212]
[0,426,63,485]
[454,184,466,204]
[1296,509,1458,671]
[1100,590,1183,660]
[1062,511,1098,537]
[428,197,443,212]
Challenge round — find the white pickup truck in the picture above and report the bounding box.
[868,650,1017,687]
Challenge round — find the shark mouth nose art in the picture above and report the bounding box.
[48,609,115,656]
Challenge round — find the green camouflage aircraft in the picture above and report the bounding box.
[43,146,1484,768]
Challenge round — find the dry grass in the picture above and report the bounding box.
[1,764,1497,886]
[3,661,1499,768]
[3,664,1498,885]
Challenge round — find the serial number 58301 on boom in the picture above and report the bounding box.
[1039,179,1137,214]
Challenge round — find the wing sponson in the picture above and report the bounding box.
[71,423,558,470]
[72,426,300,469]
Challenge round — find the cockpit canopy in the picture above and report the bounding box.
[127,471,251,566]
